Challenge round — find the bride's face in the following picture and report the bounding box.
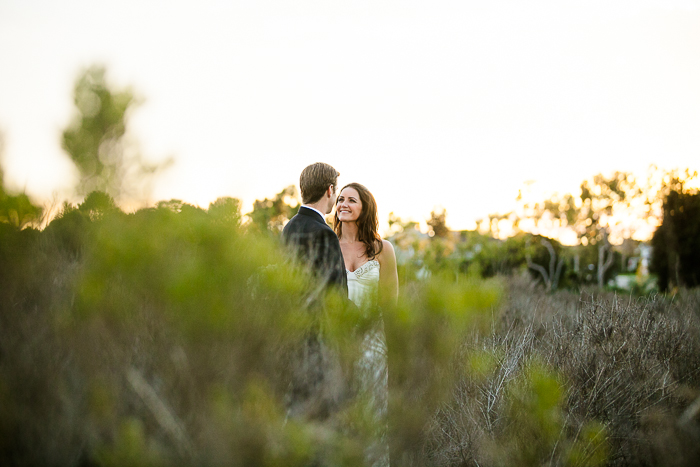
[336,187,362,223]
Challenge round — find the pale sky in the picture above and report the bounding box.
[1,0,699,233]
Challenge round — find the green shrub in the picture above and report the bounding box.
[1,199,502,466]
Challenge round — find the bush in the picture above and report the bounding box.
[3,197,699,466]
[0,200,500,466]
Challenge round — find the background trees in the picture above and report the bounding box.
[514,171,639,288]
[61,65,168,203]
[247,185,300,234]
[383,166,697,294]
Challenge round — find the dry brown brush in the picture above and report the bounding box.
[429,275,700,467]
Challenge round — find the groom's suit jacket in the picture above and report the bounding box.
[282,206,348,293]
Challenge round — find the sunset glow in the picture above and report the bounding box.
[1,0,698,238]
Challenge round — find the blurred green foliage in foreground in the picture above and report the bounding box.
[4,192,700,466]
[0,191,509,466]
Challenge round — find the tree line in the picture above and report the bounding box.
[1,65,698,293]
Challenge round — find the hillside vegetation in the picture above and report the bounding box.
[1,195,699,466]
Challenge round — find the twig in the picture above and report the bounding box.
[126,367,193,458]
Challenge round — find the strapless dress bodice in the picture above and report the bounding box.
[347,260,380,308]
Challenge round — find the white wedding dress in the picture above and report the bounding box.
[347,260,389,467]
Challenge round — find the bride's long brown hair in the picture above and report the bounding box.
[333,182,384,260]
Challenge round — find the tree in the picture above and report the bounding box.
[651,188,700,291]
[247,185,299,234]
[427,208,449,238]
[61,65,166,203]
[75,191,120,221]
[640,166,699,226]
[208,197,242,227]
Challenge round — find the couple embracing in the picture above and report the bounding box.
[282,162,398,467]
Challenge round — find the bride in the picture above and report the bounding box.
[333,182,398,467]
[334,183,398,306]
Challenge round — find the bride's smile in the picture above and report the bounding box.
[336,188,362,223]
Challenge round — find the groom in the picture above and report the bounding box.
[283,162,347,294]
[282,162,348,422]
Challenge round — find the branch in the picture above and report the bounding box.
[126,367,193,457]
[679,394,700,427]
[602,245,614,272]
[552,257,565,291]
[596,230,616,288]
[541,239,557,279]
[526,253,551,291]
[601,230,615,273]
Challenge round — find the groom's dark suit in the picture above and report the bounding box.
[282,206,348,422]
[282,206,347,293]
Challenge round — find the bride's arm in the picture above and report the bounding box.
[378,240,399,306]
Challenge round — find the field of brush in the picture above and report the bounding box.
[1,210,699,466]
[428,277,700,466]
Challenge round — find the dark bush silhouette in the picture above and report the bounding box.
[651,189,700,291]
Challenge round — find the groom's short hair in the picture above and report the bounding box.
[300,162,340,204]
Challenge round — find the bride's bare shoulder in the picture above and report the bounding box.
[377,240,396,263]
